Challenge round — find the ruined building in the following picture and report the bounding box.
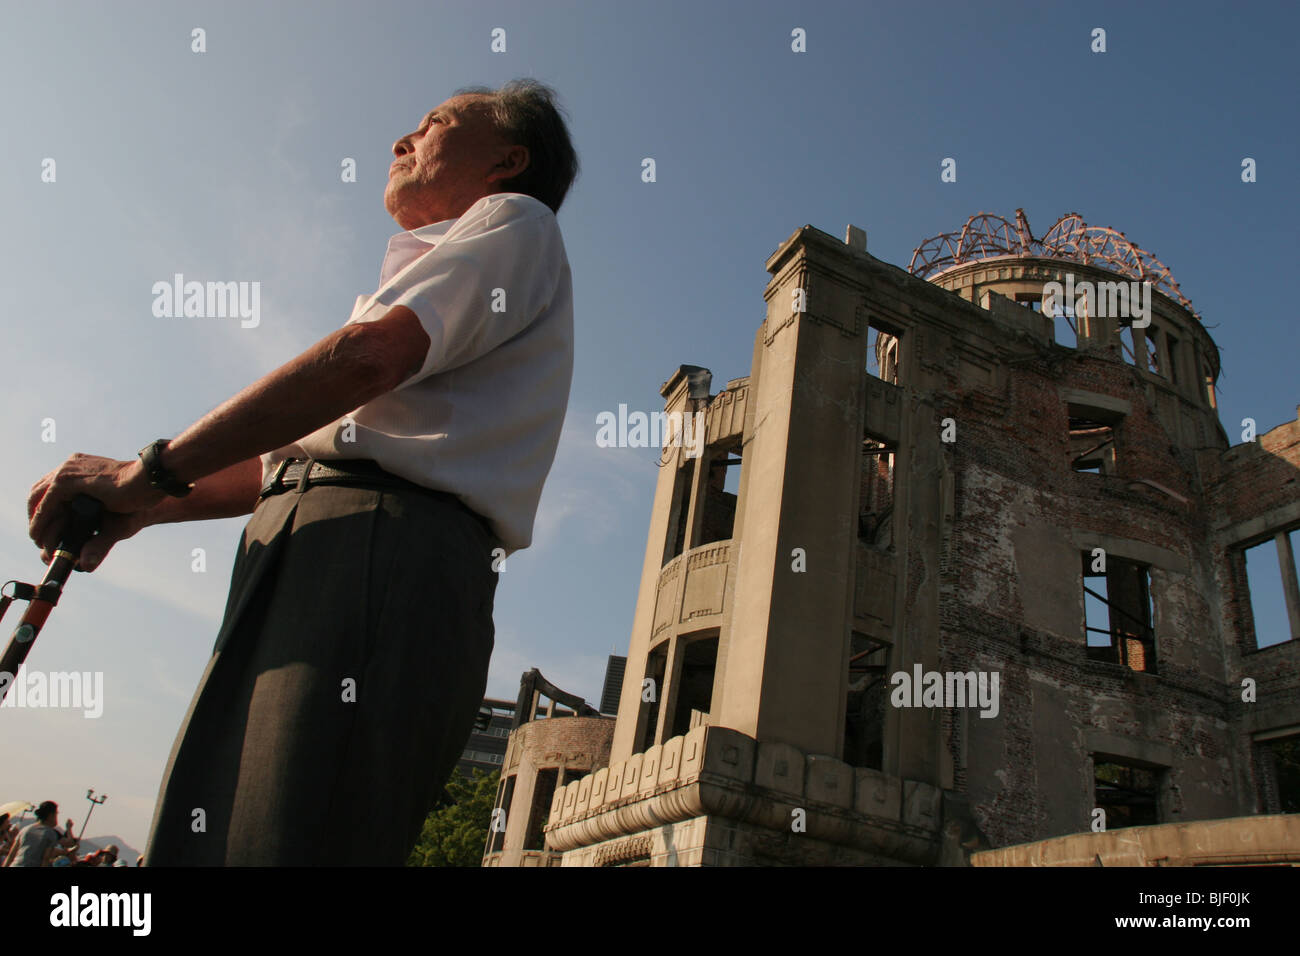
[487,210,1300,866]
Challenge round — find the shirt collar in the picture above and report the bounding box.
[377,216,456,287]
[376,195,502,285]
[407,217,457,245]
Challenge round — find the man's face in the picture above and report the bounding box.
[384,94,527,230]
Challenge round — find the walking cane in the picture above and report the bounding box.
[0,493,104,705]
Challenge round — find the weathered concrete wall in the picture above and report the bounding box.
[548,726,943,866]
[1206,414,1300,814]
[971,814,1300,866]
[924,268,1250,847]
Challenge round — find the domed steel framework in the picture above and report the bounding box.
[908,209,1198,318]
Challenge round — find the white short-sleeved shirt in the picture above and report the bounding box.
[261,192,574,555]
[7,822,59,867]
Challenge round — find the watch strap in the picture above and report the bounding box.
[138,439,193,498]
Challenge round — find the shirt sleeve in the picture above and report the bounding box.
[363,194,564,391]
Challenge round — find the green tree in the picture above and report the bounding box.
[407,768,500,867]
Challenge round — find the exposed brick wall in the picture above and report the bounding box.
[1205,418,1300,531]
[508,716,615,773]
[904,288,1297,847]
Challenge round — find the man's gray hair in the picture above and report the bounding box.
[454,78,579,215]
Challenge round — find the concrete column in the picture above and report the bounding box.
[1076,291,1106,352]
[610,370,706,763]
[1133,326,1152,373]
[1275,531,1300,643]
[655,634,684,744]
[719,230,864,755]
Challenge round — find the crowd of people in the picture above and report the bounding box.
[1,801,138,867]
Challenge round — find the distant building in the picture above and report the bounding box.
[482,669,613,867]
[455,697,515,779]
[600,656,627,715]
[458,656,627,781]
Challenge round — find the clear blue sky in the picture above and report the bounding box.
[1,0,1295,852]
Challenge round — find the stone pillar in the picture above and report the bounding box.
[1276,531,1300,643]
[717,229,864,755]
[610,368,709,763]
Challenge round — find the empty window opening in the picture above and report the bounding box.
[662,462,692,565]
[1042,291,1079,347]
[696,447,740,546]
[1094,759,1162,828]
[1244,532,1299,649]
[1069,417,1116,474]
[1083,553,1156,672]
[668,635,718,739]
[1256,733,1300,814]
[523,768,559,851]
[843,631,888,769]
[866,324,902,384]
[1014,291,1043,312]
[859,435,896,548]
[723,448,741,495]
[1118,325,1137,366]
[638,643,669,752]
[560,765,591,787]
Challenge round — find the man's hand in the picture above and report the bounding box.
[28,453,166,568]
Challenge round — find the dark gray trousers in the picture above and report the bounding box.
[143,482,498,866]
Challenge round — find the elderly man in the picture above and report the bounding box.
[26,79,578,865]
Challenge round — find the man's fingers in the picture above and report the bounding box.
[76,543,110,572]
[28,488,70,552]
[75,513,137,572]
[28,456,91,543]
[77,533,115,572]
[27,472,54,522]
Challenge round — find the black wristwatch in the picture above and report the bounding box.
[138,439,194,497]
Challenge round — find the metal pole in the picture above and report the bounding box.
[79,789,107,841]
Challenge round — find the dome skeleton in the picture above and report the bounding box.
[908,208,1198,319]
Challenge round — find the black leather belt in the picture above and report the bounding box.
[260,458,491,537]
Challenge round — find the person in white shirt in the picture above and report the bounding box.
[26,78,578,865]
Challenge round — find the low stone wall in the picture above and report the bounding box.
[546,725,945,866]
[971,814,1300,866]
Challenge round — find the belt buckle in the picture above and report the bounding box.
[261,458,293,498]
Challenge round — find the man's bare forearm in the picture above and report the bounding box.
[26,307,429,565]
[155,319,413,488]
[145,457,265,526]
